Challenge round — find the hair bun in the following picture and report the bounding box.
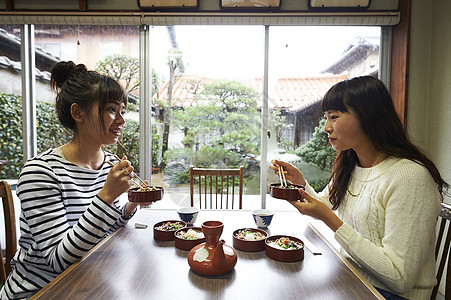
[50,61,87,91]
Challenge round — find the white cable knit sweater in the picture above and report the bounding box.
[305,156,441,300]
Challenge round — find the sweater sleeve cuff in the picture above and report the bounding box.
[334,222,357,249]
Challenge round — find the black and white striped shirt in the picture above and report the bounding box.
[1,148,131,299]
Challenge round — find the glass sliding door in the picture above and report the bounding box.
[150,25,264,208]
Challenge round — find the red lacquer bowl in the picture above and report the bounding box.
[269,183,305,201]
[128,186,164,203]
[153,220,186,241]
[174,227,206,251]
[265,235,304,262]
[232,228,268,252]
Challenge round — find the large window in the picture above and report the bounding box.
[149,25,380,208]
[0,24,381,210]
[150,26,264,205]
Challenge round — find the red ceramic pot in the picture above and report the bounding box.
[187,221,237,276]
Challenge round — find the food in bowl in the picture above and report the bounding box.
[176,228,205,240]
[153,220,186,241]
[174,227,206,251]
[267,237,303,250]
[269,183,305,201]
[265,235,304,262]
[128,186,164,203]
[232,228,268,252]
[155,221,185,231]
[234,229,266,241]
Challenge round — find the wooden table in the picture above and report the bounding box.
[31,209,383,300]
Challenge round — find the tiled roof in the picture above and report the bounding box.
[154,74,349,112]
[0,55,51,82]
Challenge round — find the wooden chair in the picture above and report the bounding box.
[0,181,17,284]
[190,166,244,209]
[431,202,451,300]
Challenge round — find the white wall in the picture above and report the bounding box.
[409,0,451,205]
[409,1,451,297]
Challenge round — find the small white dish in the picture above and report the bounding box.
[252,209,274,228]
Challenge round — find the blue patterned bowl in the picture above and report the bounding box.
[252,209,274,228]
[177,207,200,225]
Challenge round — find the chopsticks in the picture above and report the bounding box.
[112,154,149,188]
[105,160,144,189]
[278,166,288,187]
[291,232,322,255]
[114,140,149,188]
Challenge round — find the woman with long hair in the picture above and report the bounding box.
[271,76,448,299]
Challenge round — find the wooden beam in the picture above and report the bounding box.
[5,0,13,11]
[79,0,88,12]
[390,0,411,127]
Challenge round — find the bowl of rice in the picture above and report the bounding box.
[265,235,304,262]
[232,228,268,252]
[174,227,206,251]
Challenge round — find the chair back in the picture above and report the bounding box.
[190,166,244,209]
[431,202,451,300]
[0,181,17,284]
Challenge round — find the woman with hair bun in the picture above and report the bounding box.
[1,61,148,299]
[271,76,449,299]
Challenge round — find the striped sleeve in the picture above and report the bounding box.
[17,155,121,273]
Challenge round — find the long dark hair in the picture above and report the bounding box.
[321,76,448,209]
[50,61,128,134]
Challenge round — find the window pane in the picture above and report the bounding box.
[150,25,264,208]
[0,25,22,181]
[34,25,140,204]
[267,26,381,193]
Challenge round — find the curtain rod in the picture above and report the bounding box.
[0,11,399,18]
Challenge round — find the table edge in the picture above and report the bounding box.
[308,222,385,300]
[29,226,124,300]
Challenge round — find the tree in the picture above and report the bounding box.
[171,79,261,168]
[159,48,185,169]
[95,54,140,94]
[295,118,336,171]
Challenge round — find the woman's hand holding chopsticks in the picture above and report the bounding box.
[269,159,307,187]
